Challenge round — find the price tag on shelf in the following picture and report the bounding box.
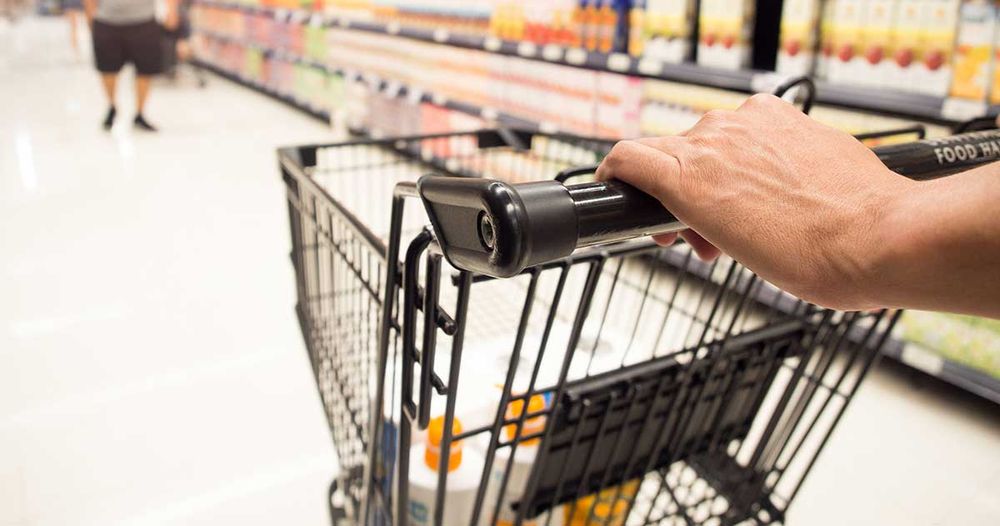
[432,93,448,106]
[406,87,424,105]
[636,57,663,76]
[517,41,538,57]
[274,8,289,21]
[541,44,563,62]
[606,53,631,72]
[386,21,401,35]
[484,36,502,52]
[539,121,560,134]
[565,47,587,65]
[433,28,450,43]
[942,97,988,121]
[337,17,350,28]
[385,81,402,98]
[480,107,499,121]
[309,14,323,27]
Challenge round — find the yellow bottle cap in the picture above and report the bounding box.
[425,416,463,472]
[504,394,547,445]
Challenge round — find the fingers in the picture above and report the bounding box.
[654,230,722,261]
[680,230,722,261]
[596,139,683,205]
[651,232,678,247]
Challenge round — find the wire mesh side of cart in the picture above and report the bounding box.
[279,130,616,517]
[386,214,899,526]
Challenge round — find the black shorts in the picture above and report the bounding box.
[92,19,163,75]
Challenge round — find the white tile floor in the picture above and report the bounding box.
[1,15,998,526]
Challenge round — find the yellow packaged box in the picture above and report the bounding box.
[950,0,997,101]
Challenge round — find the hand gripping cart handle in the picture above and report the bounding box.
[418,129,1000,278]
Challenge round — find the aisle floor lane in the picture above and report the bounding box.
[2,15,999,526]
[2,16,338,526]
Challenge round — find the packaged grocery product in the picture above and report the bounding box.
[950,0,997,101]
[826,0,864,84]
[480,395,564,526]
[408,416,485,526]
[640,0,696,63]
[857,0,898,87]
[562,479,640,526]
[991,7,1000,103]
[916,0,961,96]
[889,0,925,90]
[776,0,822,76]
[815,0,838,78]
[697,0,756,70]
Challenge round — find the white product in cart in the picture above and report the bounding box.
[481,395,563,526]
[409,416,485,526]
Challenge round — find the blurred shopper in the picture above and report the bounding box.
[83,0,177,131]
[63,0,85,56]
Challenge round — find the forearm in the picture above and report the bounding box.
[871,163,1000,317]
[83,0,95,20]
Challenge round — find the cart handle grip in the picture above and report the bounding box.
[418,129,1000,278]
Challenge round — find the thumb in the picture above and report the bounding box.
[596,139,683,208]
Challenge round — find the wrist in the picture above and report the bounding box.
[863,173,931,309]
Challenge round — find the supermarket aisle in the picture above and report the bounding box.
[1,16,338,526]
[2,15,1000,526]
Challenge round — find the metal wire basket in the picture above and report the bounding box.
[279,127,1000,526]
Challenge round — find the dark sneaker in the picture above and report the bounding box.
[102,107,116,130]
[133,114,158,132]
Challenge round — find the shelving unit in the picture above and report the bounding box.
[197,30,546,132]
[193,0,997,125]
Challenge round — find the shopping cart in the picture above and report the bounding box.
[280,122,1000,525]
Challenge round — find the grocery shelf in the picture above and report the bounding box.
[193,56,331,123]
[197,31,546,132]
[193,0,993,125]
[880,337,1000,405]
[655,248,1000,405]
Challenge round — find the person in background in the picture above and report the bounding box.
[63,0,86,57]
[597,94,1000,319]
[83,0,177,131]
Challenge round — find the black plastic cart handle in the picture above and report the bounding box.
[418,129,1000,278]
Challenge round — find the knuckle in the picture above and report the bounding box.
[746,93,779,108]
[700,109,730,124]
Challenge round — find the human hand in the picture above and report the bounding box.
[596,94,915,310]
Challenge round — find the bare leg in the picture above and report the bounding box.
[136,75,151,113]
[133,75,158,131]
[100,73,118,129]
[100,73,117,105]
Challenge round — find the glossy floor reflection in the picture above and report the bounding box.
[2,15,998,526]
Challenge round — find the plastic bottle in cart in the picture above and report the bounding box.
[482,395,563,526]
[408,416,484,526]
